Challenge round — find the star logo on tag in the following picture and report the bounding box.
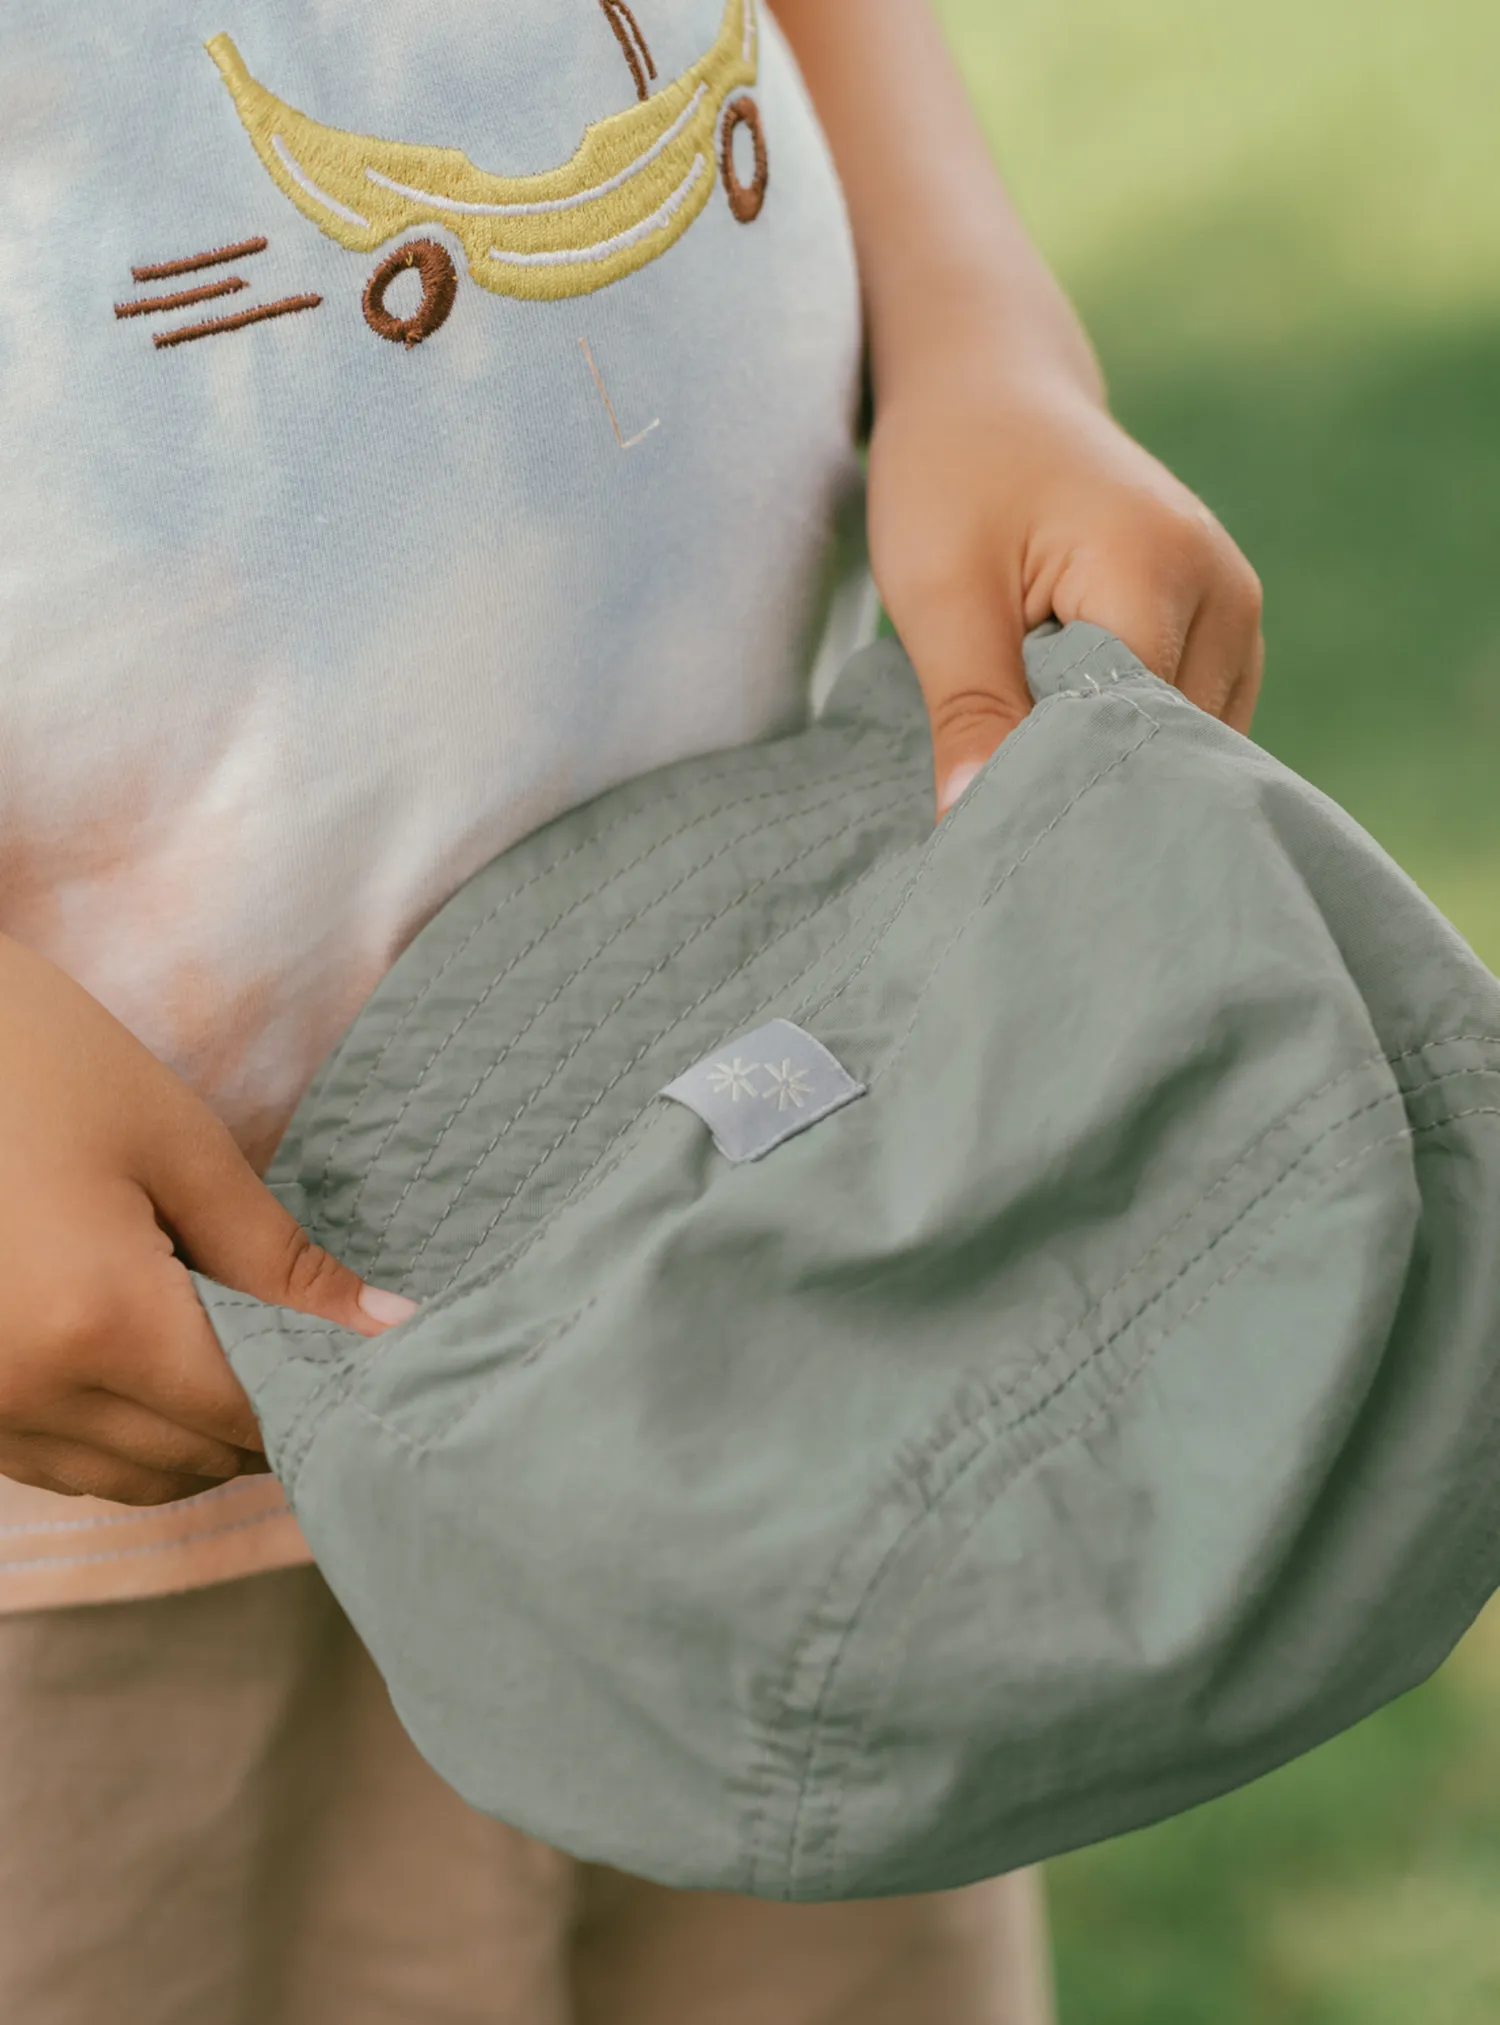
[661,1019,866,1162]
[762,1060,815,1111]
[706,1057,762,1103]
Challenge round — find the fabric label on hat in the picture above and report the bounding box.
[660,1018,865,1163]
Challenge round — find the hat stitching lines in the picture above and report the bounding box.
[787,1100,1421,1892]
[1034,626,1156,694]
[276,789,931,1477]
[311,754,781,1205]
[371,759,913,1269]
[410,768,919,1299]
[400,761,918,1283]
[335,761,881,1240]
[794,1093,1500,1898]
[753,1042,1500,1891]
[740,1065,1405,1888]
[315,729,895,1218]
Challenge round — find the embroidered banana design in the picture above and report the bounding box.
[206,0,758,304]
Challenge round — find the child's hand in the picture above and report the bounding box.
[0,934,414,1506]
[868,345,1265,817]
[769,0,1264,817]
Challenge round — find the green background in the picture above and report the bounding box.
[934,1,1500,2017]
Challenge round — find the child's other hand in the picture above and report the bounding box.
[867,346,1265,818]
[0,934,415,1506]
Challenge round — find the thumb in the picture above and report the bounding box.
[893,583,1032,820]
[149,1108,417,1337]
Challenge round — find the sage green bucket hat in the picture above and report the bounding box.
[203,622,1500,1902]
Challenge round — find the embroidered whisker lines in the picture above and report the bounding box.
[152,294,324,348]
[599,0,658,103]
[131,234,269,281]
[116,231,322,350]
[114,276,248,319]
[579,335,660,450]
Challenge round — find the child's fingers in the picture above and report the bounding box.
[65,1387,257,1485]
[4,1432,233,1508]
[891,577,1030,819]
[98,1256,274,1454]
[1050,542,1201,697]
[1049,497,1260,722]
[144,1101,417,1340]
[1173,566,1265,728]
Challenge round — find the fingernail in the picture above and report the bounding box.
[938,761,983,818]
[358,1284,419,1327]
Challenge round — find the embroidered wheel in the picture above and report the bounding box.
[363,239,458,346]
[720,97,768,223]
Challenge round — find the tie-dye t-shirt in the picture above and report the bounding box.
[0,0,868,1608]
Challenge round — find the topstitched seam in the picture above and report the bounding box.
[801,1099,1500,1896]
[783,1090,1415,1887]
[746,1055,1475,1889]
[319,724,899,1222]
[410,763,919,1279]
[370,757,913,1264]
[740,1069,1417,1887]
[1032,633,1156,694]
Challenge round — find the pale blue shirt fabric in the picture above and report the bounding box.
[0,0,867,1159]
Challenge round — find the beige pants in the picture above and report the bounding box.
[0,1567,1055,2025]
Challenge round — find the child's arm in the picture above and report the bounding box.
[0,934,414,1505]
[770,0,1264,812]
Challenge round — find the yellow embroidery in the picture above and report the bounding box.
[206,0,758,304]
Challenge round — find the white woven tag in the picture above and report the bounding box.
[660,1018,866,1163]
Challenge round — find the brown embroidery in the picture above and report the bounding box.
[579,336,660,450]
[131,235,269,282]
[362,239,459,346]
[114,277,248,319]
[153,293,322,349]
[599,0,658,103]
[720,96,767,223]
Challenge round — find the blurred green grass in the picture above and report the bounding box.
[934,0,1500,2016]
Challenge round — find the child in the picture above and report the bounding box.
[0,0,1261,2016]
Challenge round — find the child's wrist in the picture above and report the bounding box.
[866,258,1105,417]
[871,293,1106,425]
